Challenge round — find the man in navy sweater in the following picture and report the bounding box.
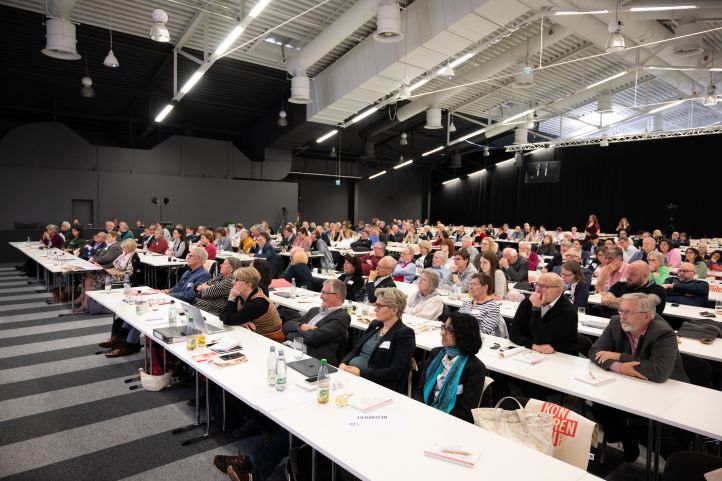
[662,262,709,307]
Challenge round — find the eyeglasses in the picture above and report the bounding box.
[320,290,337,295]
[375,303,392,310]
[536,284,560,290]
[678,269,695,273]
[618,309,646,316]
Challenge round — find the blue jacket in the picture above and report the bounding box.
[664,278,709,307]
[170,266,211,303]
[79,241,106,260]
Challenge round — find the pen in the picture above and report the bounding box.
[588,370,596,380]
[442,449,471,456]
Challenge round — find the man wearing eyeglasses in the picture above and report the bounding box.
[364,256,397,303]
[283,279,351,366]
[661,262,710,307]
[589,293,688,462]
[163,246,211,303]
[510,273,578,355]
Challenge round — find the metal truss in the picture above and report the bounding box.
[504,125,722,151]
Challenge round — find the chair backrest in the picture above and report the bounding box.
[577,334,593,358]
[477,377,494,408]
[334,330,349,369]
[681,354,712,388]
[495,318,509,339]
[204,260,218,277]
[662,451,722,481]
[406,357,419,397]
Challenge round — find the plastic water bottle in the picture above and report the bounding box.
[275,349,287,392]
[135,289,144,315]
[317,359,330,404]
[267,346,277,386]
[123,274,132,302]
[168,300,177,326]
[362,294,369,315]
[290,278,297,299]
[104,275,112,293]
[26,236,30,246]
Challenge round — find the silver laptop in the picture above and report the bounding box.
[153,303,226,343]
[183,303,227,335]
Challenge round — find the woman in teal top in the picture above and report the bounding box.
[647,251,669,285]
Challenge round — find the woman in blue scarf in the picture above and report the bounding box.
[413,312,487,423]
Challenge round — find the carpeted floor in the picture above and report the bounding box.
[0,266,286,481]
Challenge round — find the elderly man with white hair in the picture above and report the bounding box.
[363,256,397,303]
[392,246,417,283]
[499,247,529,282]
[163,246,211,303]
[460,236,480,267]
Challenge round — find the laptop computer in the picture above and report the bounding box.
[287,358,338,377]
[153,303,227,343]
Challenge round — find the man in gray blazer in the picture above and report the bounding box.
[284,278,351,366]
[90,231,123,268]
[589,292,689,462]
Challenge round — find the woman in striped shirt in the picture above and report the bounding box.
[459,273,507,338]
[194,257,243,316]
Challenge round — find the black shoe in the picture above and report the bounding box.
[231,419,261,439]
[622,435,640,463]
[212,452,249,474]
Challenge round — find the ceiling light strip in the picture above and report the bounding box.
[154,104,174,123]
[393,159,413,169]
[316,130,338,143]
[351,107,379,124]
[369,170,387,180]
[442,178,459,185]
[586,71,628,90]
[421,146,444,157]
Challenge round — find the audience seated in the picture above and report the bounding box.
[282,248,313,288]
[662,262,710,307]
[198,231,217,260]
[76,231,107,260]
[392,246,416,283]
[518,241,538,271]
[595,246,629,293]
[359,242,385,276]
[338,255,365,302]
[166,227,188,258]
[406,269,444,320]
[478,251,507,301]
[600,261,666,316]
[659,239,682,268]
[560,260,590,310]
[459,273,506,337]
[430,251,451,284]
[440,249,477,293]
[684,247,708,279]
[194,257,243,316]
[163,246,211,303]
[500,247,528,283]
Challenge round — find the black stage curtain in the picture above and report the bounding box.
[431,133,721,237]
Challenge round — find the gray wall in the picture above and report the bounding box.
[0,122,297,229]
[356,167,423,222]
[298,176,351,223]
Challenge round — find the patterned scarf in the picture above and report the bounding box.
[423,347,468,414]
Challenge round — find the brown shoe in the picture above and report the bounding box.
[105,344,135,357]
[98,336,123,349]
[227,465,253,481]
[213,453,249,475]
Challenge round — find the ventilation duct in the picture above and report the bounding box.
[41,0,80,60]
[425,107,442,129]
[374,1,403,43]
[673,18,704,57]
[652,113,665,131]
[597,91,613,113]
[514,126,528,145]
[449,152,462,168]
[288,76,311,104]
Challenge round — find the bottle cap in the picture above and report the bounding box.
[320,359,327,365]
[270,345,275,351]
[278,349,284,355]
[170,300,175,304]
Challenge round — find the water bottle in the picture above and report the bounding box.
[362,294,369,315]
[317,359,330,404]
[186,314,195,335]
[135,290,143,315]
[275,349,287,392]
[123,273,132,302]
[26,236,30,246]
[290,278,297,299]
[267,346,277,386]
[104,275,112,293]
[168,300,177,326]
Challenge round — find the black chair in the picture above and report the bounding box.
[577,334,593,359]
[662,451,722,481]
[681,354,712,388]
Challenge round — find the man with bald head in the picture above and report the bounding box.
[510,273,578,355]
[601,260,666,317]
[662,262,709,307]
[363,256,397,303]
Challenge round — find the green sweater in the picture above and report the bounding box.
[649,265,669,285]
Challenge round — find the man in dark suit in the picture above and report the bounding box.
[77,231,107,260]
[589,292,689,462]
[278,226,295,250]
[90,231,123,268]
[283,279,351,366]
[363,256,397,303]
[510,272,578,355]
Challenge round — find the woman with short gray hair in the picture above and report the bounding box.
[407,269,443,320]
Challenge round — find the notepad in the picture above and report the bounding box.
[348,395,393,413]
[514,352,546,365]
[497,345,525,358]
[424,443,481,468]
[574,371,616,386]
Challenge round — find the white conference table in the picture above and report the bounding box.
[86,288,596,481]
[136,251,186,288]
[10,241,102,312]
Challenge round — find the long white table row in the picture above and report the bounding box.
[86,288,597,481]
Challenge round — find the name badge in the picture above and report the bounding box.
[457,385,464,395]
[379,341,391,349]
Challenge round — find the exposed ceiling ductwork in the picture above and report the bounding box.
[41,0,80,60]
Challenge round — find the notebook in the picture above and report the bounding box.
[514,352,546,365]
[423,444,482,468]
[348,395,393,413]
[574,371,616,386]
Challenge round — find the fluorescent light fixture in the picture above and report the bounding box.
[647,99,686,115]
[215,25,244,56]
[409,78,430,92]
[555,9,609,16]
[469,168,485,177]
[180,71,205,94]
[369,170,387,180]
[422,146,444,157]
[316,129,338,143]
[496,158,515,167]
[586,71,627,90]
[249,0,272,18]
[449,53,473,69]
[393,159,413,170]
[351,107,378,124]
[154,104,174,123]
[452,127,488,144]
[442,178,459,185]
[629,5,696,12]
[501,108,535,125]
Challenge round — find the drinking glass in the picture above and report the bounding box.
[149,295,160,311]
[715,300,722,316]
[293,337,305,360]
[577,307,586,322]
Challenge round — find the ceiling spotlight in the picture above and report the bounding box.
[398,83,411,101]
[483,146,489,157]
[80,76,95,98]
[449,120,457,133]
[329,146,336,158]
[703,84,718,106]
[400,132,408,145]
[277,109,288,127]
[439,59,455,80]
[150,9,170,43]
[103,28,119,67]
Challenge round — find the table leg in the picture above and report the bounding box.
[222,390,226,432]
[181,374,214,446]
[653,422,661,481]
[172,371,207,437]
[645,418,654,481]
[311,447,317,481]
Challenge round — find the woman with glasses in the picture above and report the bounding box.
[560,260,589,309]
[413,312,487,423]
[221,266,284,342]
[339,288,415,392]
[194,257,243,316]
[646,251,669,285]
[684,247,708,279]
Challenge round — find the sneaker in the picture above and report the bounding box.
[213,453,249,475]
[227,465,253,481]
